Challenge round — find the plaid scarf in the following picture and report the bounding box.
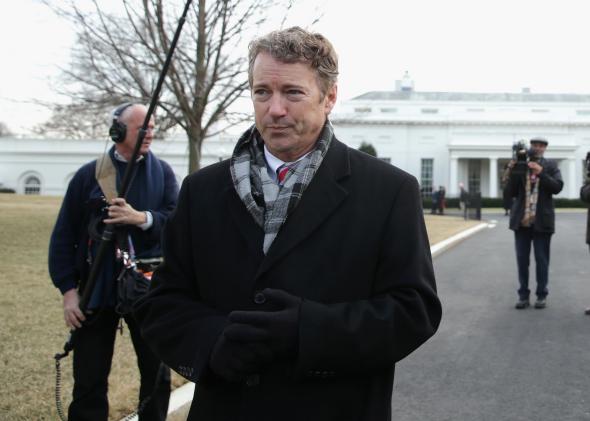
[521,169,539,227]
[230,122,333,254]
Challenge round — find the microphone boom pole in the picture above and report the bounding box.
[57,0,193,357]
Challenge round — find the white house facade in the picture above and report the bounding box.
[2,79,590,198]
[0,135,236,196]
[330,79,590,199]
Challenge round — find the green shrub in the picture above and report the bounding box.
[422,196,588,209]
[554,198,586,208]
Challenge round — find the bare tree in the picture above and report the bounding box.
[33,102,109,139]
[0,122,13,137]
[42,0,307,173]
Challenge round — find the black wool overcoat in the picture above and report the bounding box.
[135,136,442,421]
[580,181,590,244]
[505,157,564,233]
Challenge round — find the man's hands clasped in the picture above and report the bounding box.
[209,288,302,382]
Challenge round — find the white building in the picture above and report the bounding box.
[2,76,590,198]
[0,135,236,196]
[331,76,590,199]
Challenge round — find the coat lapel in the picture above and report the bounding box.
[224,184,265,261]
[255,138,351,279]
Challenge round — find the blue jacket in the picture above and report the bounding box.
[48,147,178,308]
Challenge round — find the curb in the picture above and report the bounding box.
[430,222,490,258]
[124,221,491,421]
[121,381,195,421]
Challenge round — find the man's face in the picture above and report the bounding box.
[117,106,155,160]
[530,142,547,158]
[251,52,337,162]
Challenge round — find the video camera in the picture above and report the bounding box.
[512,140,537,163]
[511,140,537,176]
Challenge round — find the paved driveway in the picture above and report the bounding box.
[391,211,590,421]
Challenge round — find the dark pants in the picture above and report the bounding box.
[514,227,552,300]
[69,308,170,421]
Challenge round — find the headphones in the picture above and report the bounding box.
[108,102,134,143]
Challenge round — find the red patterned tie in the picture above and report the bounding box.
[277,165,290,184]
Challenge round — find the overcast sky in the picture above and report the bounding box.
[2,0,590,134]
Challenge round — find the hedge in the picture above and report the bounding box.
[423,197,588,208]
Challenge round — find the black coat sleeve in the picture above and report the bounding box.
[581,180,590,203]
[134,177,226,383]
[538,160,563,195]
[296,175,442,376]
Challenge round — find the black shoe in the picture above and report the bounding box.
[534,298,546,309]
[584,308,590,315]
[515,299,530,309]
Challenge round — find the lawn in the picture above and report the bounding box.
[0,194,184,421]
[0,194,478,420]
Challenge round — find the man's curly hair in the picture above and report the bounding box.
[248,26,339,99]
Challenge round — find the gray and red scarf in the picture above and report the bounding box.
[230,122,333,254]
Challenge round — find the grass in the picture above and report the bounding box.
[423,214,481,245]
[0,194,479,420]
[0,194,184,421]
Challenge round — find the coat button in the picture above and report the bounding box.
[253,292,266,305]
[246,374,260,387]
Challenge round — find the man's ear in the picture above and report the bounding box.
[324,83,338,115]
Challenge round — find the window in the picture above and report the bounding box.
[531,109,549,113]
[379,157,391,164]
[354,107,372,113]
[421,108,439,114]
[24,176,41,195]
[380,108,397,113]
[577,110,590,116]
[420,159,433,197]
[468,160,481,194]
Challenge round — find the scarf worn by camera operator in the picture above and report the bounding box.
[521,168,539,227]
[230,122,333,254]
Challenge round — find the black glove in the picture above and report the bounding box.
[209,323,273,382]
[227,288,302,359]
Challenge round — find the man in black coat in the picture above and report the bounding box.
[504,137,563,310]
[135,27,441,421]
[580,158,590,315]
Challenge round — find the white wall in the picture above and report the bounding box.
[0,135,237,196]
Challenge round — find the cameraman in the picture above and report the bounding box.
[48,104,178,420]
[504,137,563,309]
[580,153,590,315]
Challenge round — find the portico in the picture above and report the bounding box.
[330,76,590,199]
[448,143,578,198]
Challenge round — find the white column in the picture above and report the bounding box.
[489,157,498,198]
[568,158,577,199]
[449,157,458,196]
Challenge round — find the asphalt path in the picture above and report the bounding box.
[391,211,590,421]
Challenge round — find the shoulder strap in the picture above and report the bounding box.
[95,154,118,202]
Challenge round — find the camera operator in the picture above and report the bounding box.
[580,152,590,315]
[48,104,178,420]
[504,137,563,309]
